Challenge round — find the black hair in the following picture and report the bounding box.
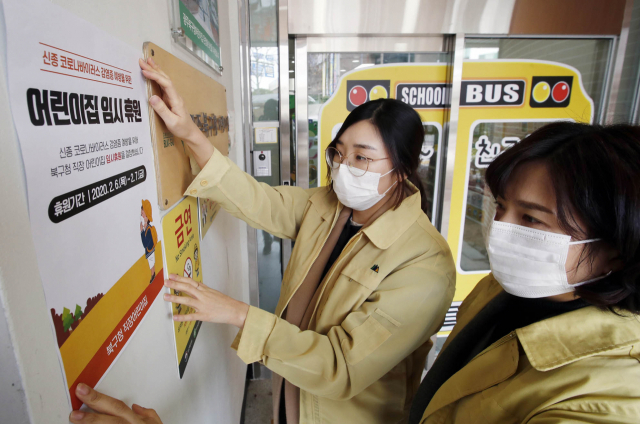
[326,98,429,214]
[485,121,640,314]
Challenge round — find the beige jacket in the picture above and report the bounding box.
[420,275,640,424]
[186,148,456,423]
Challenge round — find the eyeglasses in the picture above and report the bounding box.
[325,146,390,177]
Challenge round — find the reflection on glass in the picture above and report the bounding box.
[459,121,548,272]
[251,46,279,122]
[257,229,281,314]
[419,124,440,221]
[463,38,611,122]
[289,38,297,185]
[249,0,278,122]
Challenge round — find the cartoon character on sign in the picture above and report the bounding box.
[184,257,193,278]
[193,244,200,278]
[140,199,157,284]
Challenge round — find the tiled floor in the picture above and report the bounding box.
[242,378,273,424]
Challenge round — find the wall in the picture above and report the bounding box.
[0,0,250,423]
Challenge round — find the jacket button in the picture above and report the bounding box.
[200,180,208,187]
[190,189,197,195]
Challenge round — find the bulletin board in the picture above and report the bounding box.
[143,42,229,210]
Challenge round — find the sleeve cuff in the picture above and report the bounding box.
[232,306,278,364]
[184,147,232,197]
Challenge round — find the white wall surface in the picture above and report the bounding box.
[0,1,250,423]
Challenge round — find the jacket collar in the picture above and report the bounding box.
[423,333,520,418]
[309,182,423,250]
[439,275,504,353]
[308,187,341,222]
[423,275,640,420]
[517,301,640,371]
[458,274,640,371]
[361,181,423,250]
[456,275,640,371]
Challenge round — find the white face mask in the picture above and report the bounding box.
[331,163,397,211]
[487,220,605,298]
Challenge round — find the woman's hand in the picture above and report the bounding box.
[163,274,249,329]
[69,383,162,424]
[138,58,214,168]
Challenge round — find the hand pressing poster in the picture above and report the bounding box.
[162,196,203,377]
[3,0,164,408]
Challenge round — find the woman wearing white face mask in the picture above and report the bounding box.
[69,58,456,424]
[410,122,640,424]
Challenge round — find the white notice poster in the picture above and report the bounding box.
[4,0,164,409]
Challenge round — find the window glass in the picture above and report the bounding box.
[464,38,611,121]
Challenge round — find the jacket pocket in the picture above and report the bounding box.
[341,262,385,291]
[341,314,392,365]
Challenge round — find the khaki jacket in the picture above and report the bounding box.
[420,275,640,424]
[186,148,456,423]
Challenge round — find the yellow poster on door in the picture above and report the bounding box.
[162,196,203,377]
[446,60,594,325]
[318,64,449,220]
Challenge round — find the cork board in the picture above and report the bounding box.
[143,42,229,210]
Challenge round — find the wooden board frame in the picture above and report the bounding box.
[143,42,229,210]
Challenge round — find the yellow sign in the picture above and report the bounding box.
[162,196,203,377]
[447,60,594,305]
[318,64,449,219]
[198,197,221,239]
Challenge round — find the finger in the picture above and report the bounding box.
[131,404,161,421]
[148,96,179,127]
[164,279,199,297]
[169,274,209,291]
[139,60,171,87]
[138,58,156,73]
[146,57,170,79]
[173,313,203,322]
[163,292,197,308]
[69,410,127,424]
[168,274,204,289]
[140,69,181,106]
[140,69,172,93]
[74,384,138,422]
